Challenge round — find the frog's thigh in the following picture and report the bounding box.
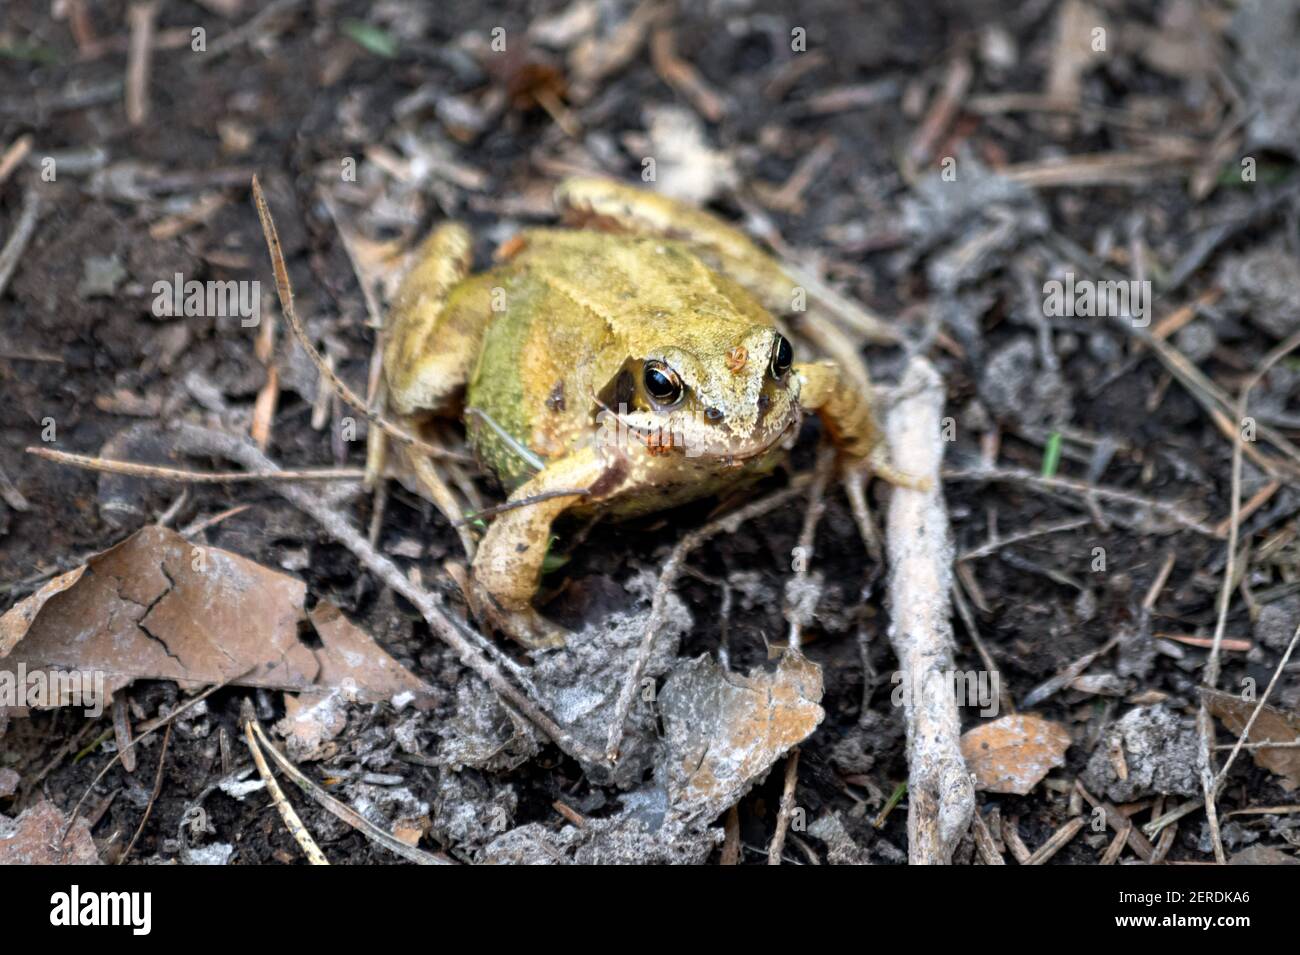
[554,177,796,314]
[383,223,490,415]
[471,446,609,644]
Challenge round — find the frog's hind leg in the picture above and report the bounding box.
[382,222,482,415]
[367,223,493,556]
[554,177,800,317]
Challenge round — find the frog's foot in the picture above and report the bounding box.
[468,580,568,650]
[861,446,932,492]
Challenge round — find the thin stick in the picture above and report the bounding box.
[27,446,364,482]
[0,186,41,298]
[786,446,835,648]
[970,810,1006,865]
[247,718,449,865]
[250,176,468,464]
[120,723,171,863]
[60,677,239,844]
[244,719,329,865]
[0,133,33,186]
[603,477,811,762]
[1201,327,1300,862]
[767,749,800,865]
[943,466,1219,537]
[124,2,158,126]
[452,488,592,526]
[170,423,607,767]
[1024,816,1085,865]
[958,517,1091,561]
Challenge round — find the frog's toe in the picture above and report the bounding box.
[469,581,568,650]
[495,607,569,650]
[865,445,933,492]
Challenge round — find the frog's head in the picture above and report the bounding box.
[596,325,800,462]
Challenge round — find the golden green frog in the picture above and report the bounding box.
[376,178,909,648]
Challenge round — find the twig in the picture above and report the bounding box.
[884,357,973,863]
[111,694,136,773]
[1075,781,1155,862]
[1201,327,1300,863]
[243,718,329,865]
[602,476,811,762]
[943,466,1220,537]
[61,678,238,844]
[1024,816,1085,865]
[1021,633,1121,709]
[970,810,1006,865]
[120,724,171,863]
[170,423,606,768]
[786,446,835,648]
[124,2,159,126]
[0,186,41,298]
[958,516,1091,561]
[649,27,726,122]
[907,56,971,168]
[26,446,364,483]
[246,718,448,864]
[767,749,800,865]
[0,133,33,186]
[250,176,468,464]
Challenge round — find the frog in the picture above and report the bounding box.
[376,177,913,649]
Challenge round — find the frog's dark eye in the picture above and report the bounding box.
[643,360,683,405]
[771,335,793,379]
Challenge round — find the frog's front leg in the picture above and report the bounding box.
[470,445,614,649]
[795,360,928,489]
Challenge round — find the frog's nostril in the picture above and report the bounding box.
[704,406,725,422]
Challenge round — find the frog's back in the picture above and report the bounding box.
[465,230,774,488]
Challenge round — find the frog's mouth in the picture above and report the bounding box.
[596,400,800,464]
[720,412,801,463]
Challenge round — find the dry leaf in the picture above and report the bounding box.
[659,649,823,822]
[1230,845,1298,865]
[0,525,429,705]
[0,566,85,657]
[1203,688,1300,791]
[961,714,1071,794]
[0,800,101,864]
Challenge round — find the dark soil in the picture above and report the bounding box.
[2,0,1299,865]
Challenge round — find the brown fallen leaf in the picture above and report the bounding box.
[0,800,101,864]
[961,714,1071,795]
[1203,688,1300,791]
[0,525,429,706]
[1230,844,1299,865]
[0,566,86,657]
[659,649,824,823]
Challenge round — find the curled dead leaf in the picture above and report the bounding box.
[0,525,428,707]
[659,649,823,823]
[961,714,1071,795]
[1203,688,1300,791]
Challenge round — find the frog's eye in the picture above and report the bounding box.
[771,334,793,379]
[643,360,684,405]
